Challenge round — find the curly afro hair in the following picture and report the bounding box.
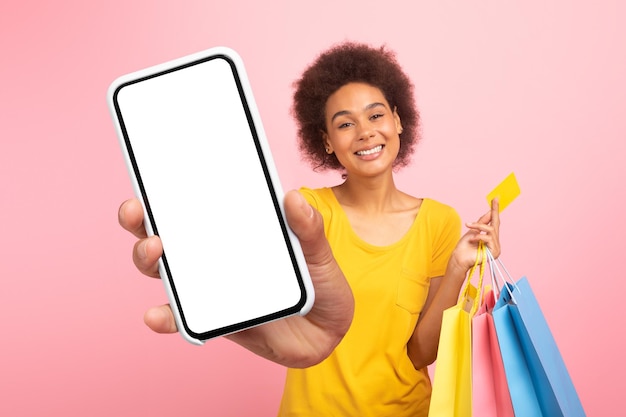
[292,41,420,172]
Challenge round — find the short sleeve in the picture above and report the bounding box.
[429,203,462,278]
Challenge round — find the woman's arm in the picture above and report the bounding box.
[119,190,355,368]
[407,199,500,369]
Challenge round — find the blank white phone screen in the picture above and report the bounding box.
[115,56,303,337]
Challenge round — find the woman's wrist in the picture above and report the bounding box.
[445,257,469,286]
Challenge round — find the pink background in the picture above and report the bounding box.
[1,1,623,415]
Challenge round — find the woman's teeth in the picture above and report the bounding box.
[356,145,383,156]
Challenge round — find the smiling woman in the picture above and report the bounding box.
[274,42,502,416]
[119,41,502,417]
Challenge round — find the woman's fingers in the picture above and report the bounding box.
[465,199,501,258]
[490,198,501,229]
[118,198,148,239]
[119,198,163,278]
[119,198,172,333]
[132,236,163,278]
[144,304,178,334]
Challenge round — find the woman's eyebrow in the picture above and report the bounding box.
[330,102,387,123]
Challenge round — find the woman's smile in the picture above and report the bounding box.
[355,144,384,158]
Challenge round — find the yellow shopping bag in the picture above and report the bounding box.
[429,243,485,417]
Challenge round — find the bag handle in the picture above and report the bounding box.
[459,241,487,316]
[485,247,518,305]
[485,245,500,305]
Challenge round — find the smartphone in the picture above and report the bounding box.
[107,47,314,344]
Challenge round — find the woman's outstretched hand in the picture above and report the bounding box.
[118,190,354,368]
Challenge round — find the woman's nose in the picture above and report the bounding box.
[357,121,375,140]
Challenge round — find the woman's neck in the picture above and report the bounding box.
[330,173,422,247]
[332,173,403,214]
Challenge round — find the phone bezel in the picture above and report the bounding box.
[108,48,313,343]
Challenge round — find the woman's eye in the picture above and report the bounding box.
[338,122,352,129]
[370,113,384,120]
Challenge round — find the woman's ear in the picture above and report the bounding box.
[393,107,403,135]
[321,130,333,154]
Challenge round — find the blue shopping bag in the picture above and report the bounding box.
[492,275,586,416]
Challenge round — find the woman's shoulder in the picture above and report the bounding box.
[298,187,337,212]
[299,186,331,200]
[419,198,461,225]
[298,187,342,229]
[421,198,457,213]
[298,187,334,206]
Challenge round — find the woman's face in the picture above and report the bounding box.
[323,82,402,178]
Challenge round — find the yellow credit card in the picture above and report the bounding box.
[486,172,520,212]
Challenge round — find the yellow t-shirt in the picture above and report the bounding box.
[278,187,461,417]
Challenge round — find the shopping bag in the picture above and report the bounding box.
[429,243,485,417]
[471,287,514,417]
[490,255,586,417]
